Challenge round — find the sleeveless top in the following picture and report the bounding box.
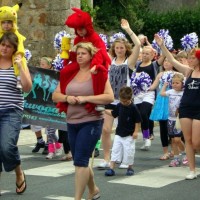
[0,67,24,110]
[180,74,200,109]
[109,58,130,103]
[66,78,103,124]
[134,61,159,105]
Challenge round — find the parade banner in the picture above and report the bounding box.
[22,66,67,131]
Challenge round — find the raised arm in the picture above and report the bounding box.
[121,19,141,69]
[154,34,191,76]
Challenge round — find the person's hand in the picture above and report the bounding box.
[14,54,23,69]
[154,34,163,46]
[121,19,130,30]
[75,96,87,104]
[67,96,78,105]
[90,65,97,74]
[163,82,169,86]
[132,132,138,139]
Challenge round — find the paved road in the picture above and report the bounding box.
[1,126,200,200]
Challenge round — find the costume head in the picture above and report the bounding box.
[0,3,22,33]
[65,8,94,36]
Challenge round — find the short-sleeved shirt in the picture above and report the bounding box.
[111,102,141,137]
[165,89,183,120]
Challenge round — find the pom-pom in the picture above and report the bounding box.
[54,30,71,51]
[181,32,198,52]
[24,49,32,63]
[52,54,64,71]
[152,29,173,54]
[99,33,108,49]
[160,71,174,89]
[130,72,152,95]
[109,32,126,44]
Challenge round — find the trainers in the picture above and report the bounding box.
[55,148,63,156]
[46,152,55,159]
[32,142,45,153]
[140,139,151,151]
[169,158,181,167]
[97,160,110,169]
[42,146,48,155]
[182,156,189,166]
[105,169,115,176]
[185,171,197,180]
[126,168,134,176]
[118,163,129,169]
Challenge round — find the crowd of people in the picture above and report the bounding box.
[0,4,200,200]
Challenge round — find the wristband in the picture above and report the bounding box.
[65,95,69,102]
[129,32,134,36]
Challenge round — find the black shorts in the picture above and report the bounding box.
[105,104,116,111]
[179,106,200,120]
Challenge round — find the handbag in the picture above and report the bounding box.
[175,114,181,130]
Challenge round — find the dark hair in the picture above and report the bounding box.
[0,32,18,53]
[119,86,133,100]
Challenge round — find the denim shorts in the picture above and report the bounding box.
[67,120,103,167]
[0,108,22,172]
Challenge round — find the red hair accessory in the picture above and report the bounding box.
[195,49,200,60]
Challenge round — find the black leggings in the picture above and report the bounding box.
[58,130,71,154]
[159,120,168,147]
[136,102,153,131]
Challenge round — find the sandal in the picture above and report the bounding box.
[60,155,72,161]
[159,154,169,160]
[16,172,27,195]
[88,188,100,200]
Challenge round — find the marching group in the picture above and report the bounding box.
[0,4,200,200]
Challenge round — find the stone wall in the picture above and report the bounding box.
[0,0,80,66]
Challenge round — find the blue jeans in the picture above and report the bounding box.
[0,108,22,172]
[67,120,103,167]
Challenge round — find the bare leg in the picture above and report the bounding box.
[87,167,99,199]
[180,118,195,171]
[75,166,89,200]
[101,113,114,162]
[15,165,26,193]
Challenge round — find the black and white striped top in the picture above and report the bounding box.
[0,67,24,110]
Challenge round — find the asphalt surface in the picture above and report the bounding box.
[0,126,200,200]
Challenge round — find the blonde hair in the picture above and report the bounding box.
[109,38,132,58]
[40,57,53,67]
[172,72,184,83]
[74,42,98,57]
[176,50,187,59]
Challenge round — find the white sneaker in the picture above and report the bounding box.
[97,160,110,169]
[185,171,197,180]
[55,148,63,156]
[118,163,129,169]
[46,152,55,159]
[140,139,151,151]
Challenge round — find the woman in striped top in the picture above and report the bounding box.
[0,32,32,195]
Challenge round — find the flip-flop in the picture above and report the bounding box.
[16,172,27,195]
[159,154,169,160]
[88,192,100,200]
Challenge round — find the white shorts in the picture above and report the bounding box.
[134,91,155,105]
[111,135,135,165]
[31,125,43,132]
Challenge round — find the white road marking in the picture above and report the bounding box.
[44,195,84,200]
[109,165,200,188]
[0,190,10,194]
[23,159,103,177]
